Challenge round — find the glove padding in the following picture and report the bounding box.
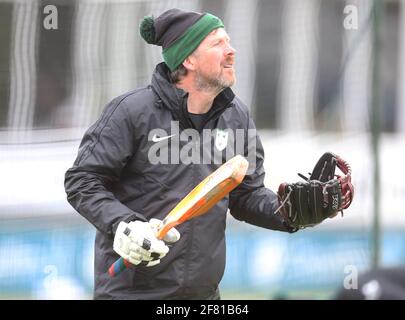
[113,219,180,267]
[276,152,354,230]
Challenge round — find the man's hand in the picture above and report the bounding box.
[113,219,180,267]
[276,152,354,230]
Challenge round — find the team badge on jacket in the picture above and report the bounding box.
[215,129,229,151]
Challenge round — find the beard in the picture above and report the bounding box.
[194,67,235,93]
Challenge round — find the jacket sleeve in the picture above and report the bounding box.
[229,116,296,233]
[64,97,147,236]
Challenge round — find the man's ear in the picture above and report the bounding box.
[182,55,197,71]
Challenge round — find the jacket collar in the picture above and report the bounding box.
[151,62,235,129]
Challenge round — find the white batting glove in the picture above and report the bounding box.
[113,219,180,267]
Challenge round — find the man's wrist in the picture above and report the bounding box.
[112,213,148,235]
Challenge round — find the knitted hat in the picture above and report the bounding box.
[139,9,224,71]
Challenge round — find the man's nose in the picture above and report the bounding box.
[225,43,236,55]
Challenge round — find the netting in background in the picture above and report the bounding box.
[225,228,405,299]
[2,218,405,299]
[1,0,403,134]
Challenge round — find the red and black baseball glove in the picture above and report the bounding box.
[276,152,354,230]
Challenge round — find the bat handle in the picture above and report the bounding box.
[108,257,132,277]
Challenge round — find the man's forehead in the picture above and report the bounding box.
[194,27,230,53]
[206,27,229,39]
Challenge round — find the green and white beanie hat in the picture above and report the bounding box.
[140,8,224,71]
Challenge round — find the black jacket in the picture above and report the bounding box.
[64,62,290,299]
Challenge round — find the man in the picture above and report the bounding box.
[65,9,349,299]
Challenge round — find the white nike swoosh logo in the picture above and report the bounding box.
[152,134,176,142]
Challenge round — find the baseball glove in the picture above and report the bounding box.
[276,152,354,230]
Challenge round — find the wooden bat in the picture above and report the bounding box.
[108,155,249,277]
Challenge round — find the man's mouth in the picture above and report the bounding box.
[223,64,233,69]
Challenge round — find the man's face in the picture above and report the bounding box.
[191,28,236,91]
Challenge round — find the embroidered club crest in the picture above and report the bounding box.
[215,129,229,151]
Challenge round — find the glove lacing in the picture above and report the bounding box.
[274,186,297,222]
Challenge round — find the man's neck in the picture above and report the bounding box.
[176,81,221,114]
